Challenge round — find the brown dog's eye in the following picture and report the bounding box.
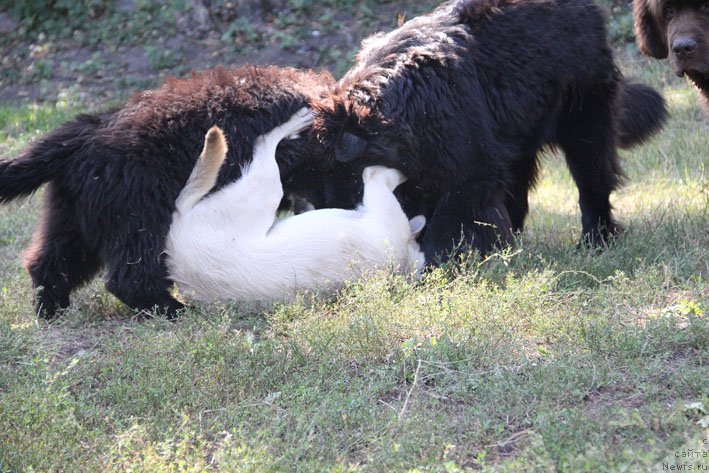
[663,6,674,18]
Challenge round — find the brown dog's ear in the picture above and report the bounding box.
[335,132,368,162]
[633,0,669,58]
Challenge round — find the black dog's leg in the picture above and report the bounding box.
[504,155,540,233]
[105,268,183,320]
[103,236,184,320]
[23,184,102,319]
[558,88,624,247]
[421,178,512,263]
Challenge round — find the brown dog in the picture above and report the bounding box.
[634,0,709,109]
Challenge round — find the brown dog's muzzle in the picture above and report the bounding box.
[667,10,709,78]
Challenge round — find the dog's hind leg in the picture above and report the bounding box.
[23,183,102,319]
[504,154,539,233]
[558,86,623,247]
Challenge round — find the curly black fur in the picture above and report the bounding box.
[310,0,667,263]
[0,66,334,319]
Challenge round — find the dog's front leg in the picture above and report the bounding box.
[420,178,512,264]
[238,109,313,232]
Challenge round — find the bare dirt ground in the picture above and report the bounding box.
[0,2,427,108]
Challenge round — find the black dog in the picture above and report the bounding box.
[0,66,334,319]
[310,0,667,263]
[634,0,709,110]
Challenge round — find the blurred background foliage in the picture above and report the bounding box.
[0,0,639,106]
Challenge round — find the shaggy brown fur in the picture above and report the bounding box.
[634,0,709,109]
[0,66,333,319]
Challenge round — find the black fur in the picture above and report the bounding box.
[0,66,334,319]
[310,0,667,263]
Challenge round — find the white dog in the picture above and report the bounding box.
[165,108,425,302]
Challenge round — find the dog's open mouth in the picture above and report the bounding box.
[671,50,709,82]
[673,59,709,91]
[686,70,709,91]
[671,57,708,79]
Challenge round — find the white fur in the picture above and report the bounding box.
[165,108,425,302]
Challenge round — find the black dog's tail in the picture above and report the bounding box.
[0,114,100,203]
[617,81,668,149]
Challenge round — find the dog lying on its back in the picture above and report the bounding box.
[166,109,425,302]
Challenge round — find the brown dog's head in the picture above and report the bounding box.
[634,0,709,90]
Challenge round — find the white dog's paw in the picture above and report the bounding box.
[362,165,407,190]
[280,107,314,140]
[255,108,313,151]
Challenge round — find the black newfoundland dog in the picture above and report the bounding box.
[0,66,333,319]
[310,0,667,263]
[634,0,709,109]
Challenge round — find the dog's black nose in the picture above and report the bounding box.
[672,37,698,57]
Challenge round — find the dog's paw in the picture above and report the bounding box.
[409,215,426,237]
[578,221,624,251]
[281,107,314,140]
[362,165,407,190]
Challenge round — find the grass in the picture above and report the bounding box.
[1,20,708,473]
